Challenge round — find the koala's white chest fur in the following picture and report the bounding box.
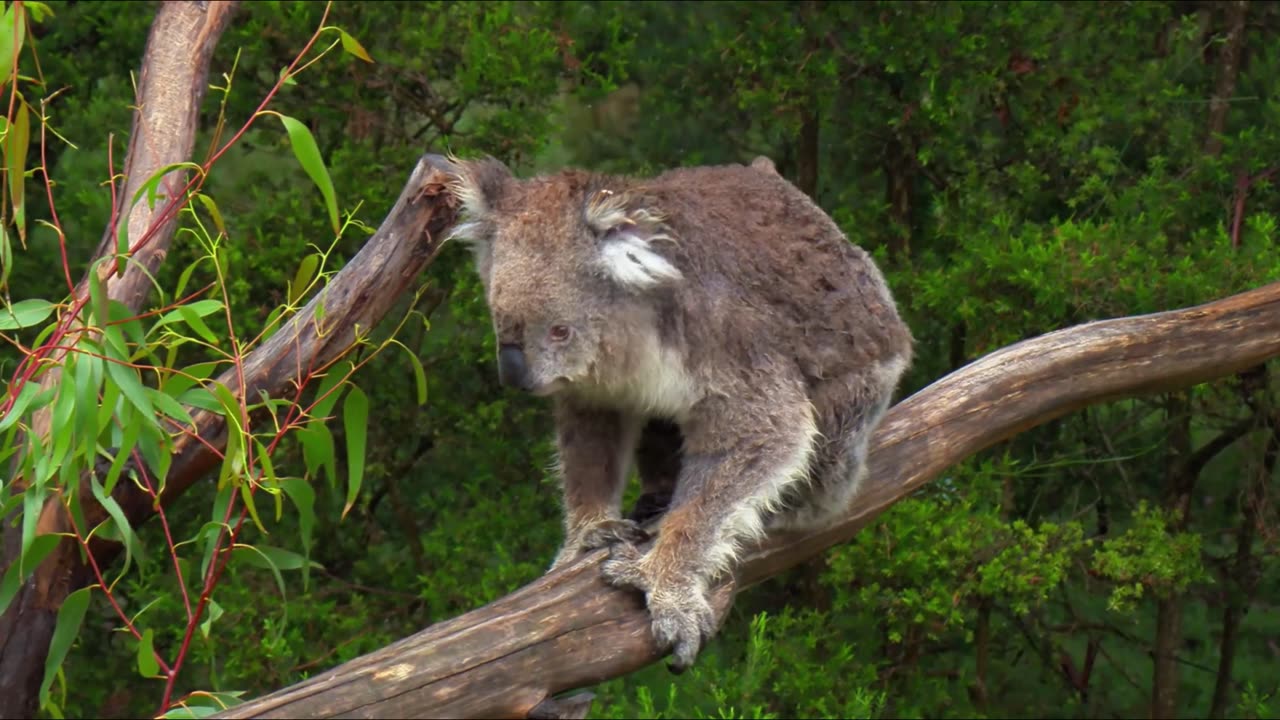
[579,331,700,420]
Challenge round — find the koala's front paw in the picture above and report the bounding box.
[580,517,649,551]
[551,518,650,571]
[601,545,715,673]
[599,540,652,592]
[649,583,716,673]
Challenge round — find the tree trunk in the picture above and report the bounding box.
[0,3,238,717]
[218,280,1280,720]
[1203,0,1248,157]
[1209,402,1276,718]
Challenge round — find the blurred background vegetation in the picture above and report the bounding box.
[6,0,1280,717]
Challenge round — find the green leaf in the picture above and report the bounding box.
[104,354,154,422]
[89,473,145,573]
[0,3,25,91]
[279,115,340,234]
[298,423,336,490]
[21,485,42,572]
[160,706,221,720]
[173,255,209,301]
[0,377,41,432]
[339,29,374,63]
[279,478,315,554]
[129,161,203,214]
[101,322,129,362]
[287,253,320,305]
[110,163,198,276]
[87,257,110,323]
[177,385,225,414]
[48,374,76,469]
[0,222,10,287]
[177,304,221,346]
[405,345,428,406]
[195,518,229,583]
[230,544,288,605]
[310,361,351,421]
[40,585,91,707]
[199,598,224,641]
[134,415,171,492]
[280,478,316,588]
[0,298,54,329]
[194,193,228,239]
[154,299,224,331]
[72,340,103,456]
[159,361,221,396]
[100,419,139,496]
[137,628,160,678]
[238,544,313,572]
[148,386,194,427]
[239,480,266,534]
[4,97,28,241]
[25,2,53,24]
[341,385,368,519]
[159,691,245,718]
[0,533,59,616]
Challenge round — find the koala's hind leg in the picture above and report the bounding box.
[602,390,819,671]
[770,367,902,533]
[550,401,647,570]
[628,419,684,526]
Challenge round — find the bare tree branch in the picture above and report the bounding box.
[218,281,1280,719]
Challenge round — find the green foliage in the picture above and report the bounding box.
[1094,502,1211,611]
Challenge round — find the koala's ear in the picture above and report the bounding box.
[750,156,779,176]
[446,155,512,246]
[584,189,682,291]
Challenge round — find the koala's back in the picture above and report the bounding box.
[635,163,912,385]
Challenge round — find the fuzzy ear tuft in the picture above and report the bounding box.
[584,189,682,291]
[598,230,683,291]
[445,155,512,245]
[750,156,779,175]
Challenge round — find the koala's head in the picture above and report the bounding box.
[446,156,681,397]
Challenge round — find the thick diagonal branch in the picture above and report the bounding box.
[220,281,1280,720]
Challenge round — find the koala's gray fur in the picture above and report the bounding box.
[447,155,913,671]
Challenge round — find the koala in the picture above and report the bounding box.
[446,154,913,671]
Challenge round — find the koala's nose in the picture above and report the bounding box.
[497,343,530,390]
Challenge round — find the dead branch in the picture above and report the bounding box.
[218,280,1280,720]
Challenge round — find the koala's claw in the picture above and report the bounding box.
[649,587,716,672]
[580,518,649,552]
[601,544,714,672]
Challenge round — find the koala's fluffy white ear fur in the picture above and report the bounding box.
[446,155,511,247]
[585,189,682,291]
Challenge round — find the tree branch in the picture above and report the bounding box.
[219,281,1280,719]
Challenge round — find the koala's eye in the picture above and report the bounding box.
[548,324,572,342]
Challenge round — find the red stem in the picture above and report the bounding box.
[63,496,172,676]
[129,447,194,623]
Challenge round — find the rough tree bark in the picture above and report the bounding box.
[216,281,1280,720]
[0,3,239,717]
